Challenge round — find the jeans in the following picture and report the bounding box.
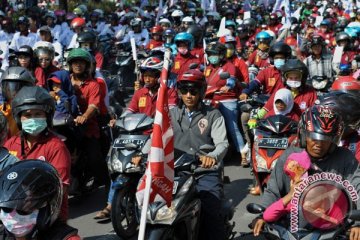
[218,100,245,152]
[108,181,115,204]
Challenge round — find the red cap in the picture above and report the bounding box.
[48,76,61,84]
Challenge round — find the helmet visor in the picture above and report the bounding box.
[306,131,336,142]
[2,81,23,102]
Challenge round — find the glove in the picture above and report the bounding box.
[248,119,257,129]
[256,108,267,119]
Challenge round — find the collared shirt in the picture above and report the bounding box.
[304,54,334,79]
[9,31,40,51]
[255,66,285,95]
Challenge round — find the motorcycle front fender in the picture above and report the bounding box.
[146,226,173,240]
[112,174,131,190]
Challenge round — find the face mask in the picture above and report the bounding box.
[208,55,220,65]
[286,80,302,88]
[274,59,285,69]
[21,118,47,136]
[226,49,234,58]
[177,47,188,55]
[0,209,38,237]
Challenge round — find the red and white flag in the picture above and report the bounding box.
[136,50,174,208]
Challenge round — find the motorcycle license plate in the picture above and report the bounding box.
[257,138,288,149]
[113,136,147,148]
[172,181,178,195]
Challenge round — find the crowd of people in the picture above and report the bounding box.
[0,0,357,239]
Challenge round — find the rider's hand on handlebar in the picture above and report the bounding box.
[199,156,216,168]
[220,86,230,93]
[74,115,87,125]
[239,93,248,101]
[248,119,257,129]
[350,227,360,240]
[253,218,265,236]
[131,155,142,166]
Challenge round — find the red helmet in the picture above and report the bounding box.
[331,76,360,93]
[177,69,206,97]
[298,105,344,147]
[151,25,163,35]
[70,17,86,29]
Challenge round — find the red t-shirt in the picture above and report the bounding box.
[95,77,108,116]
[73,78,101,138]
[171,53,201,78]
[95,51,104,70]
[231,56,250,84]
[35,65,60,88]
[191,47,205,61]
[128,87,178,117]
[146,39,164,50]
[255,66,285,95]
[4,131,71,221]
[205,61,239,101]
[264,86,318,113]
[247,50,271,69]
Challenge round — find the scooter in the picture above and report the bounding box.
[242,179,360,240]
[107,113,153,238]
[252,115,298,192]
[141,145,235,240]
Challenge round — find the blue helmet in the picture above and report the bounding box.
[174,32,194,50]
[320,19,331,27]
[225,20,236,28]
[345,27,360,39]
[256,31,272,44]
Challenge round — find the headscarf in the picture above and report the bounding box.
[273,88,294,116]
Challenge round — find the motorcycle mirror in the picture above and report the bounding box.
[124,143,138,150]
[355,55,360,62]
[246,203,266,214]
[219,72,230,80]
[189,63,199,69]
[348,210,360,221]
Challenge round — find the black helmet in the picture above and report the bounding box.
[0,112,8,146]
[15,45,34,58]
[268,42,292,61]
[336,32,350,43]
[298,105,344,148]
[205,42,226,56]
[1,67,36,102]
[0,160,62,231]
[17,16,29,27]
[186,24,203,45]
[11,86,55,129]
[77,30,97,44]
[282,59,309,86]
[320,92,360,131]
[243,18,256,31]
[310,35,325,47]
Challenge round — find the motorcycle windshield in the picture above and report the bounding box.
[257,115,297,135]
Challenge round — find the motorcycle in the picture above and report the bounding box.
[242,179,360,240]
[141,145,235,240]
[252,115,298,192]
[107,113,153,238]
[307,76,331,97]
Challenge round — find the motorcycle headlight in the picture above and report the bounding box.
[111,158,123,173]
[312,80,328,90]
[153,198,180,224]
[176,177,193,196]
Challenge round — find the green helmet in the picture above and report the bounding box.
[66,48,92,64]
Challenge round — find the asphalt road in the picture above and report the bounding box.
[67,151,262,240]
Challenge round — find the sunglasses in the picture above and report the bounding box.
[39,58,51,62]
[179,88,199,95]
[1,207,32,216]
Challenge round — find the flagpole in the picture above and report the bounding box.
[138,166,152,240]
[137,47,172,240]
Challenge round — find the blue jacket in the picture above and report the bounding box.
[48,70,79,116]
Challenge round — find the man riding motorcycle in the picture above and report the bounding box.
[253,105,360,240]
[171,68,229,240]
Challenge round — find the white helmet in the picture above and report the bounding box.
[159,18,172,27]
[182,16,194,24]
[93,9,104,18]
[172,10,184,18]
[206,11,221,20]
